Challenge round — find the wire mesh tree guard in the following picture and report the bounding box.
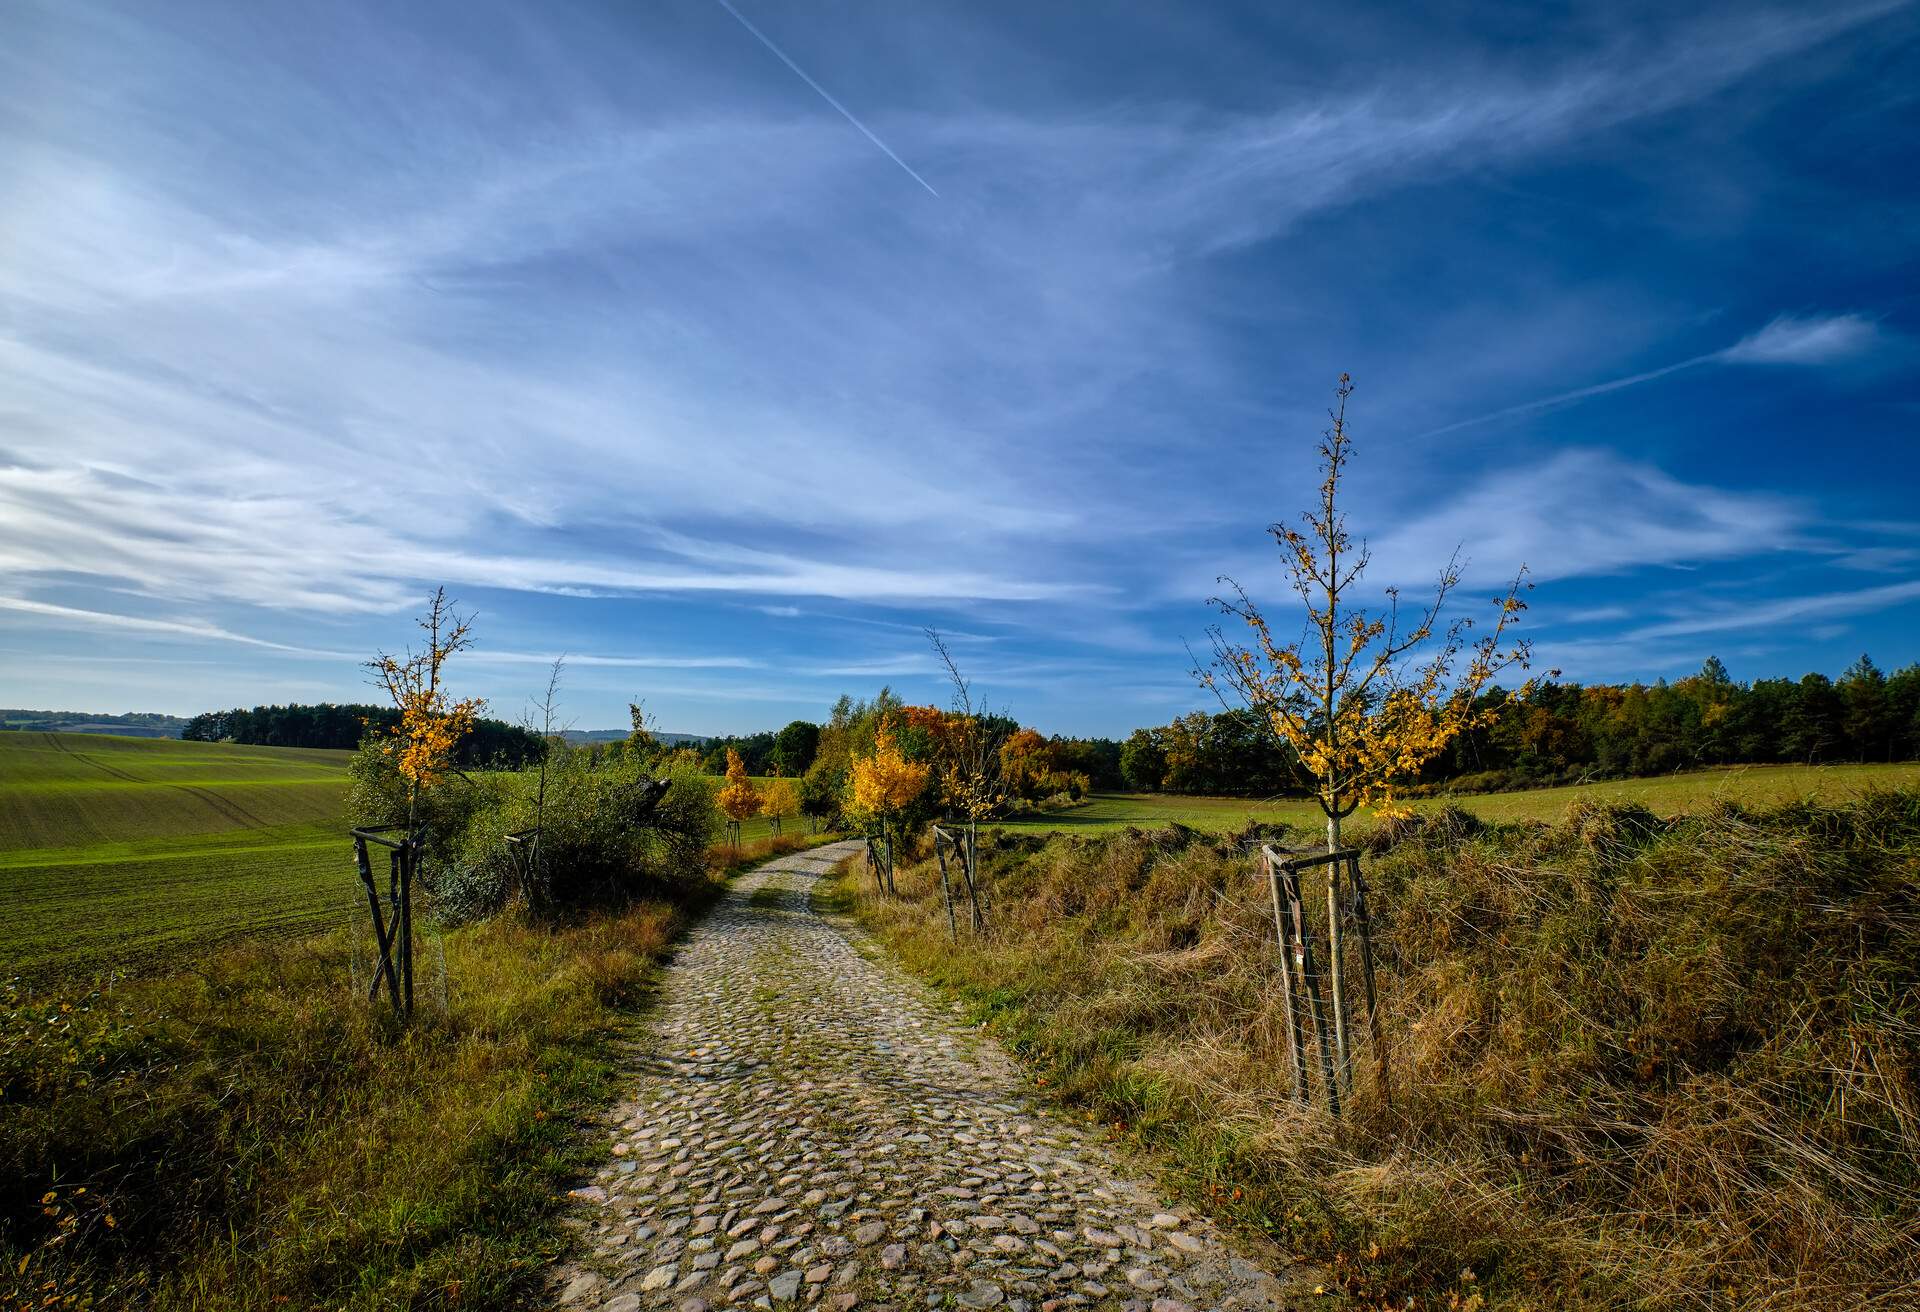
[1260,844,1389,1118]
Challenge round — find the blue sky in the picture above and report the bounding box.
[2,0,1917,737]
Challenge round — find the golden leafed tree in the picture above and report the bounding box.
[761,776,800,822]
[368,587,484,822]
[1198,374,1537,852]
[716,748,762,823]
[848,718,930,828]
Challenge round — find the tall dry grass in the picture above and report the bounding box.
[847,792,1920,1309]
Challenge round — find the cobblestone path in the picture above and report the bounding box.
[552,841,1298,1312]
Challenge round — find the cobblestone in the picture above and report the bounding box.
[551,841,1297,1309]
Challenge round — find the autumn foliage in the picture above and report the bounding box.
[715,748,762,823]
[366,588,484,811]
[760,777,799,822]
[1200,375,1534,849]
[847,719,930,825]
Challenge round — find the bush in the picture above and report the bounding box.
[347,741,722,922]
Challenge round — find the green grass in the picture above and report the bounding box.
[1,733,352,980]
[0,732,347,846]
[991,762,1920,836]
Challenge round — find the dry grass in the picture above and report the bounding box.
[844,793,1920,1309]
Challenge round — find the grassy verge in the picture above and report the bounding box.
[839,793,1920,1310]
[1,884,722,1310]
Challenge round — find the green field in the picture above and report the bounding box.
[8,737,1912,980]
[0,733,352,978]
[991,762,1920,836]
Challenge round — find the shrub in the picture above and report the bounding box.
[349,742,721,922]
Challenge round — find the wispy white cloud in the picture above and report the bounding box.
[1192,448,1804,604]
[1719,313,1882,365]
[1627,578,1920,641]
[464,650,763,670]
[0,595,347,655]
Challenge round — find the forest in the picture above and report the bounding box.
[181,702,544,767]
[1121,655,1920,795]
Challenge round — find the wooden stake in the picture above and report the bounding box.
[933,827,960,940]
[1326,859,1351,1092]
[1263,848,1309,1101]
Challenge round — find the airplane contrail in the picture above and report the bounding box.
[709,0,939,197]
[1417,352,1719,438]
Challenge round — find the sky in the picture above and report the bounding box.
[1,0,1917,738]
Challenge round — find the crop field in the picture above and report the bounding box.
[991,761,1920,837]
[0,733,352,979]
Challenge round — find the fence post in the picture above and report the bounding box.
[354,833,402,1010]
[1288,865,1341,1119]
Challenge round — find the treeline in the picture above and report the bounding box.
[1,709,187,738]
[1434,655,1920,788]
[1121,655,1920,796]
[688,720,822,777]
[183,703,544,767]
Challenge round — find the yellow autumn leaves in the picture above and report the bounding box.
[368,588,483,801]
[1198,375,1535,845]
[716,748,762,822]
[848,721,930,823]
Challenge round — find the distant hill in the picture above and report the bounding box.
[0,709,187,738]
[561,728,708,747]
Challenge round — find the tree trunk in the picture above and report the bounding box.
[1326,811,1341,855]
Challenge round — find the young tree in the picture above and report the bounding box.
[926,628,1010,820]
[1197,375,1536,852]
[367,587,484,829]
[716,748,762,827]
[514,655,568,903]
[761,776,800,836]
[848,718,930,846]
